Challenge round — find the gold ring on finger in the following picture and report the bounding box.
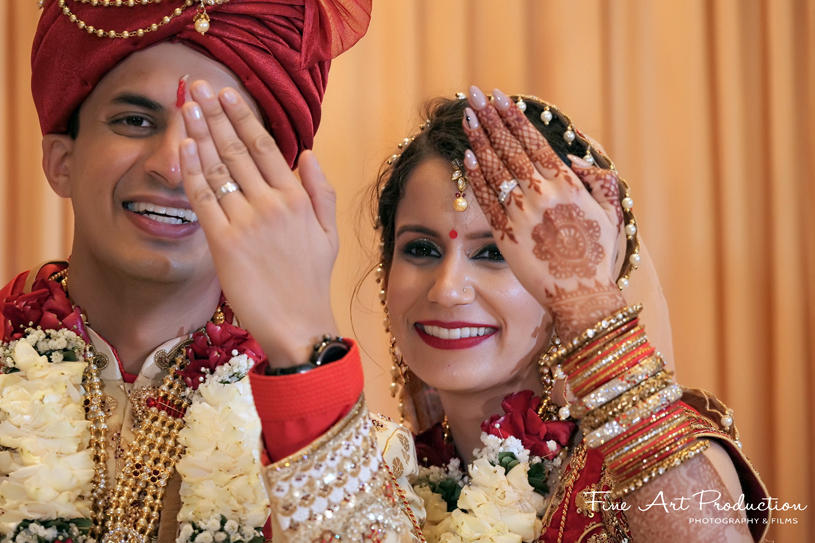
[215,181,240,200]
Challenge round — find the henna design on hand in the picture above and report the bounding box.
[571,164,623,233]
[496,102,573,188]
[532,204,605,279]
[544,280,624,341]
[624,452,753,543]
[465,119,524,210]
[475,105,537,190]
[531,143,575,187]
[465,158,517,242]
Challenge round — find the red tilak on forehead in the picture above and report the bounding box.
[176,75,190,108]
[449,230,458,239]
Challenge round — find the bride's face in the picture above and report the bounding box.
[386,155,552,393]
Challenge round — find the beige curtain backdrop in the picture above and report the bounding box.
[1,1,812,539]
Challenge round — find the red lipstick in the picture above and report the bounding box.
[414,321,497,350]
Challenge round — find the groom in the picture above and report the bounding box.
[0,1,408,541]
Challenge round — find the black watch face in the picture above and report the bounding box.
[317,342,349,365]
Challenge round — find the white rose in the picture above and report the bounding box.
[468,458,506,490]
[498,508,538,542]
[450,509,493,541]
[413,485,450,523]
[505,464,545,515]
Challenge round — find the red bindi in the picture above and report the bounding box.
[449,230,458,239]
[176,75,189,108]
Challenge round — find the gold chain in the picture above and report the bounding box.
[73,0,171,6]
[103,357,191,541]
[84,343,110,540]
[53,0,229,38]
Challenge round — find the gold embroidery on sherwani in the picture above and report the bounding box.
[391,456,405,479]
[263,398,416,542]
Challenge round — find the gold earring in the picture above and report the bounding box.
[377,262,409,423]
[537,334,565,422]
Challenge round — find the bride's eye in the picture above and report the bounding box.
[471,244,504,262]
[402,239,442,259]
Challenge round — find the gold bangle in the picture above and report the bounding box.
[581,370,674,432]
[571,342,653,398]
[610,440,710,500]
[584,384,683,448]
[571,355,665,418]
[567,329,648,393]
[542,305,643,369]
[561,319,639,375]
[614,432,697,481]
[602,409,687,464]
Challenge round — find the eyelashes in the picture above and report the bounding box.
[399,239,504,263]
[471,244,505,262]
[401,239,441,259]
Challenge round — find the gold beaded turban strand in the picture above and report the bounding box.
[44,0,228,37]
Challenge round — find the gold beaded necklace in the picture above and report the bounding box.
[50,269,207,542]
[48,0,230,38]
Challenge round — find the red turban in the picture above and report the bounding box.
[31,0,372,167]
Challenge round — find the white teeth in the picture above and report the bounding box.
[126,201,198,223]
[420,325,495,339]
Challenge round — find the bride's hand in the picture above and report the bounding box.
[179,80,339,367]
[462,85,625,341]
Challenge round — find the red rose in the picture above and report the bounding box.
[2,278,88,342]
[414,422,459,468]
[481,390,576,460]
[181,321,265,390]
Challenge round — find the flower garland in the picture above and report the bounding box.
[0,274,269,542]
[411,392,576,543]
[175,347,268,543]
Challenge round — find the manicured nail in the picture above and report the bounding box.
[194,81,214,99]
[567,154,591,168]
[221,88,238,105]
[182,139,197,156]
[492,88,511,111]
[464,149,478,169]
[469,85,487,110]
[186,103,202,120]
[464,107,480,130]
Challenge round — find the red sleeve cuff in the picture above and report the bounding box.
[248,339,364,461]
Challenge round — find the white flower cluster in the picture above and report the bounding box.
[209,352,253,386]
[175,355,269,536]
[421,458,546,543]
[2,328,85,370]
[1,521,85,543]
[176,516,261,543]
[0,342,94,535]
[471,432,549,466]
[414,457,465,487]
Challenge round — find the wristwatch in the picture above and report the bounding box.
[265,334,349,376]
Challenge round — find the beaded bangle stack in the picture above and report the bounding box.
[541,305,710,499]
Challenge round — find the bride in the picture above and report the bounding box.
[369,86,769,543]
